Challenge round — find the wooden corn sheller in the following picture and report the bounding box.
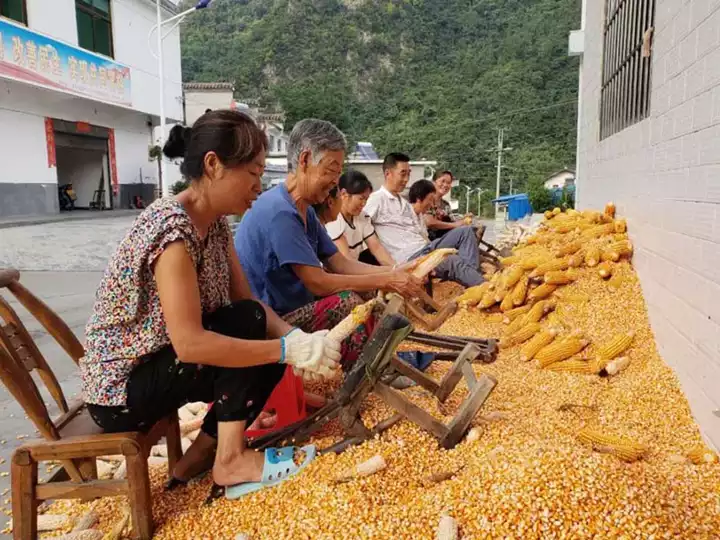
[245,312,497,459]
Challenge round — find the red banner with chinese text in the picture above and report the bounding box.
[44,117,56,168]
[108,129,119,196]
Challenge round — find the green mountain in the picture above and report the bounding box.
[180,0,581,194]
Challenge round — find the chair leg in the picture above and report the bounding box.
[124,443,153,540]
[165,411,183,478]
[11,449,37,540]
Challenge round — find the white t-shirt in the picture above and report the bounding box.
[326,213,376,260]
[364,186,428,262]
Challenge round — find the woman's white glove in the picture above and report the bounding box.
[281,328,341,379]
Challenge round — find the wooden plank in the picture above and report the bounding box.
[461,362,478,391]
[28,433,143,461]
[374,383,448,440]
[437,344,479,402]
[441,374,497,449]
[36,479,128,500]
[11,452,37,540]
[390,355,440,394]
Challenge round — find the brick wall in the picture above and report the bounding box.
[576,0,720,448]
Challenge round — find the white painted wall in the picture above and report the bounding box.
[185,89,235,125]
[0,108,57,185]
[544,171,575,189]
[576,0,720,447]
[17,0,182,120]
[25,0,78,44]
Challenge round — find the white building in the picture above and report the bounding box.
[0,0,183,217]
[573,1,720,447]
[183,81,234,125]
[543,168,576,190]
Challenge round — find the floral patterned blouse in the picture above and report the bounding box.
[80,198,232,406]
[427,197,452,221]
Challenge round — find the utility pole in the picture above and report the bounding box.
[494,128,512,215]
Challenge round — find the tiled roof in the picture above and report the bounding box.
[183,82,234,91]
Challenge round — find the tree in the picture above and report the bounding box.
[527,180,554,214]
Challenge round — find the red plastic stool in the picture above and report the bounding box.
[245,365,306,439]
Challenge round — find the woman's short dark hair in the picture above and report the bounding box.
[339,170,373,195]
[432,169,453,181]
[408,179,436,203]
[163,109,267,181]
[312,186,339,219]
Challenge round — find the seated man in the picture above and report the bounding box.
[235,119,424,370]
[364,153,485,288]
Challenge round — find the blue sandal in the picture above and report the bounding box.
[225,445,317,500]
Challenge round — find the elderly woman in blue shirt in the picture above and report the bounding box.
[234,119,423,369]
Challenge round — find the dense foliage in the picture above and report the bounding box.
[180,0,580,194]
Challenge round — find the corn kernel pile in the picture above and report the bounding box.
[41,206,720,539]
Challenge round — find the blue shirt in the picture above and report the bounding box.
[235,184,338,315]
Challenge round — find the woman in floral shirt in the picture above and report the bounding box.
[426,170,472,240]
[80,110,340,500]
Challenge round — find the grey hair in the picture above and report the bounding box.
[287,119,347,172]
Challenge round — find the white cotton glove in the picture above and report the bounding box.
[281,329,341,379]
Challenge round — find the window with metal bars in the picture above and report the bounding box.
[600,0,656,139]
[0,0,27,24]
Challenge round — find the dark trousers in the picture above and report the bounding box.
[87,300,286,439]
[359,249,380,266]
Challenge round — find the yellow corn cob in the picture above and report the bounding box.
[546,311,566,329]
[581,210,603,223]
[499,290,515,312]
[550,221,580,234]
[598,262,613,279]
[327,299,377,342]
[502,303,533,324]
[507,299,556,335]
[607,273,624,291]
[686,446,719,465]
[552,207,561,215]
[554,241,582,257]
[613,232,629,242]
[544,270,577,285]
[511,275,529,306]
[456,282,491,307]
[536,335,589,368]
[502,265,526,289]
[412,248,458,279]
[577,428,648,462]
[581,222,615,239]
[519,327,558,361]
[518,257,549,271]
[590,331,635,373]
[604,202,616,218]
[499,255,518,267]
[600,356,631,376]
[568,251,584,268]
[529,257,570,278]
[557,290,590,303]
[567,209,580,217]
[544,210,554,220]
[545,359,591,374]
[614,218,627,233]
[585,246,601,267]
[479,289,500,309]
[494,285,510,303]
[500,322,542,349]
[607,239,633,258]
[601,248,620,262]
[486,313,505,323]
[528,282,558,301]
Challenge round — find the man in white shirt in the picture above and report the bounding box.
[364,153,485,287]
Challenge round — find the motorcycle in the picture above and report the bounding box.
[58,183,77,211]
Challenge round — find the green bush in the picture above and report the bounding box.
[527,181,554,214]
[560,186,575,210]
[171,180,189,195]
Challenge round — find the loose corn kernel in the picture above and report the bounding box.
[577,427,648,462]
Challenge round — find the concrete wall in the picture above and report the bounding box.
[184,89,234,125]
[576,0,720,447]
[346,162,434,192]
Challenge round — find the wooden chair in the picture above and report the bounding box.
[0,268,183,540]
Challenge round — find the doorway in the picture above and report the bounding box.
[52,120,113,211]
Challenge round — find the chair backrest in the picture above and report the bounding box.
[0,268,86,440]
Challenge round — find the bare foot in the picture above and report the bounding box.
[212,449,265,486]
[172,432,216,481]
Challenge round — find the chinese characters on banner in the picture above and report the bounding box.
[108,129,119,196]
[44,118,56,168]
[0,18,132,107]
